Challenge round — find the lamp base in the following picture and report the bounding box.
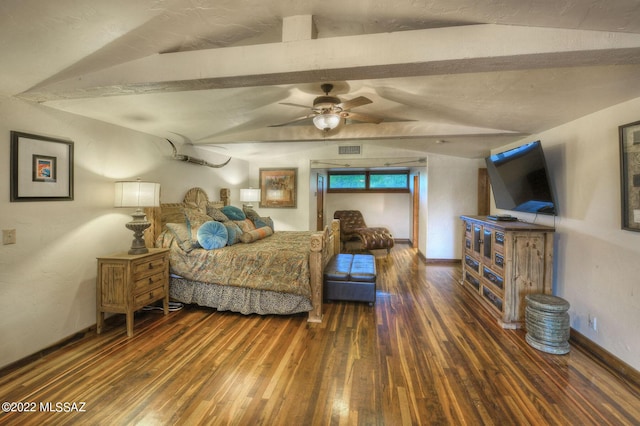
[125,209,151,255]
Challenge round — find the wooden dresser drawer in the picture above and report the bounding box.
[482,266,504,291]
[482,285,503,313]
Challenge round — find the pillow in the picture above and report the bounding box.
[221,205,246,221]
[243,207,274,230]
[240,226,274,243]
[243,207,261,221]
[221,221,242,245]
[206,205,230,222]
[183,208,213,239]
[234,218,256,233]
[196,221,228,250]
[253,216,273,230]
[165,223,200,253]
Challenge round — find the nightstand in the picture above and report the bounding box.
[96,248,170,337]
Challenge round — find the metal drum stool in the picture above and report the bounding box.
[525,294,571,355]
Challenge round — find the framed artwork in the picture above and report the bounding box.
[259,168,297,208]
[10,131,74,202]
[619,120,640,232]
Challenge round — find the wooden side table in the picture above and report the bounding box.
[96,248,170,337]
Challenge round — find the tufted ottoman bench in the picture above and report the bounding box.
[323,253,377,306]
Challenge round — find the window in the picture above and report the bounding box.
[328,171,409,192]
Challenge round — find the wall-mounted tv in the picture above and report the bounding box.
[485,140,558,215]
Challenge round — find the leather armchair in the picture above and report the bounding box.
[333,210,394,254]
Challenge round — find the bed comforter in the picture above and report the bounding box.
[157,229,315,300]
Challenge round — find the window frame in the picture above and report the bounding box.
[327,170,410,193]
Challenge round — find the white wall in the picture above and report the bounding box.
[489,97,640,371]
[326,192,412,239]
[426,155,484,259]
[0,95,248,368]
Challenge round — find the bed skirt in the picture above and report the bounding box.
[170,277,313,316]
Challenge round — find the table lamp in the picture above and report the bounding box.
[114,179,160,254]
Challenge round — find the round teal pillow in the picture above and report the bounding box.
[197,221,228,250]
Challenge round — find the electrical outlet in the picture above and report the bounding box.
[2,229,16,245]
[588,315,597,331]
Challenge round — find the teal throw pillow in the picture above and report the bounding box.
[221,205,246,221]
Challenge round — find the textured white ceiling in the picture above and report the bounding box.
[3,0,640,159]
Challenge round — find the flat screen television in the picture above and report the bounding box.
[485,140,558,215]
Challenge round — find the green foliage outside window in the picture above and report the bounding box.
[328,171,409,192]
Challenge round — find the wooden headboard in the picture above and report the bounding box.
[144,187,229,248]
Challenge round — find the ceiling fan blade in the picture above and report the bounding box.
[338,96,372,110]
[279,102,311,109]
[269,114,314,127]
[341,111,383,124]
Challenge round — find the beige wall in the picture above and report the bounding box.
[490,97,640,371]
[0,96,248,368]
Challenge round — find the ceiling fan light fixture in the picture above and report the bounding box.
[313,113,341,131]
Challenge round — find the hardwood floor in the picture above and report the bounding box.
[1,244,639,425]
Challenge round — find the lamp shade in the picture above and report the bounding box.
[313,113,341,131]
[114,180,160,208]
[240,188,261,203]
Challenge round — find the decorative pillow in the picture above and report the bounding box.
[183,208,213,240]
[253,216,273,230]
[243,207,261,221]
[196,221,228,250]
[221,221,242,245]
[206,204,230,222]
[234,218,256,233]
[165,223,200,253]
[243,207,274,230]
[240,226,274,243]
[221,205,246,221]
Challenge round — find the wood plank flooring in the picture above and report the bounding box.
[1,244,639,425]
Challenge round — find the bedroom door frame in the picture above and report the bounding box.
[316,174,325,231]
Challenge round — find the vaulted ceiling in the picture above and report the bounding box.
[3,0,640,159]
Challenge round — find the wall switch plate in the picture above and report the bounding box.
[2,229,16,245]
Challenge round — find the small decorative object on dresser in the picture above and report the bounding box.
[459,215,555,329]
[96,248,170,337]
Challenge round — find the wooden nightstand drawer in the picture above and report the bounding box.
[134,271,166,294]
[134,285,166,307]
[132,255,168,280]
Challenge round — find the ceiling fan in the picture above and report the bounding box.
[270,83,383,131]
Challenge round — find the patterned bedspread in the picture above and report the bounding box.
[157,230,314,299]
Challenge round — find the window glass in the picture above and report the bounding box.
[328,171,409,192]
[370,173,409,189]
[329,173,366,189]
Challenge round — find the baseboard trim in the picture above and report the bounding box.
[570,328,640,392]
[425,258,461,264]
[0,325,96,374]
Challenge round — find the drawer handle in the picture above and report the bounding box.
[148,263,154,269]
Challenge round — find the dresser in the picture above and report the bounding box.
[96,248,170,337]
[460,216,555,329]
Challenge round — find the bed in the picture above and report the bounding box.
[144,187,339,322]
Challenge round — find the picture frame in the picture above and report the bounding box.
[259,168,297,208]
[10,131,74,202]
[619,120,640,232]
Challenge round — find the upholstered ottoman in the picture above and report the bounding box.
[323,254,377,305]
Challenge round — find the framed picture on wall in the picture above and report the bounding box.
[259,168,297,208]
[10,131,74,202]
[619,120,640,232]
